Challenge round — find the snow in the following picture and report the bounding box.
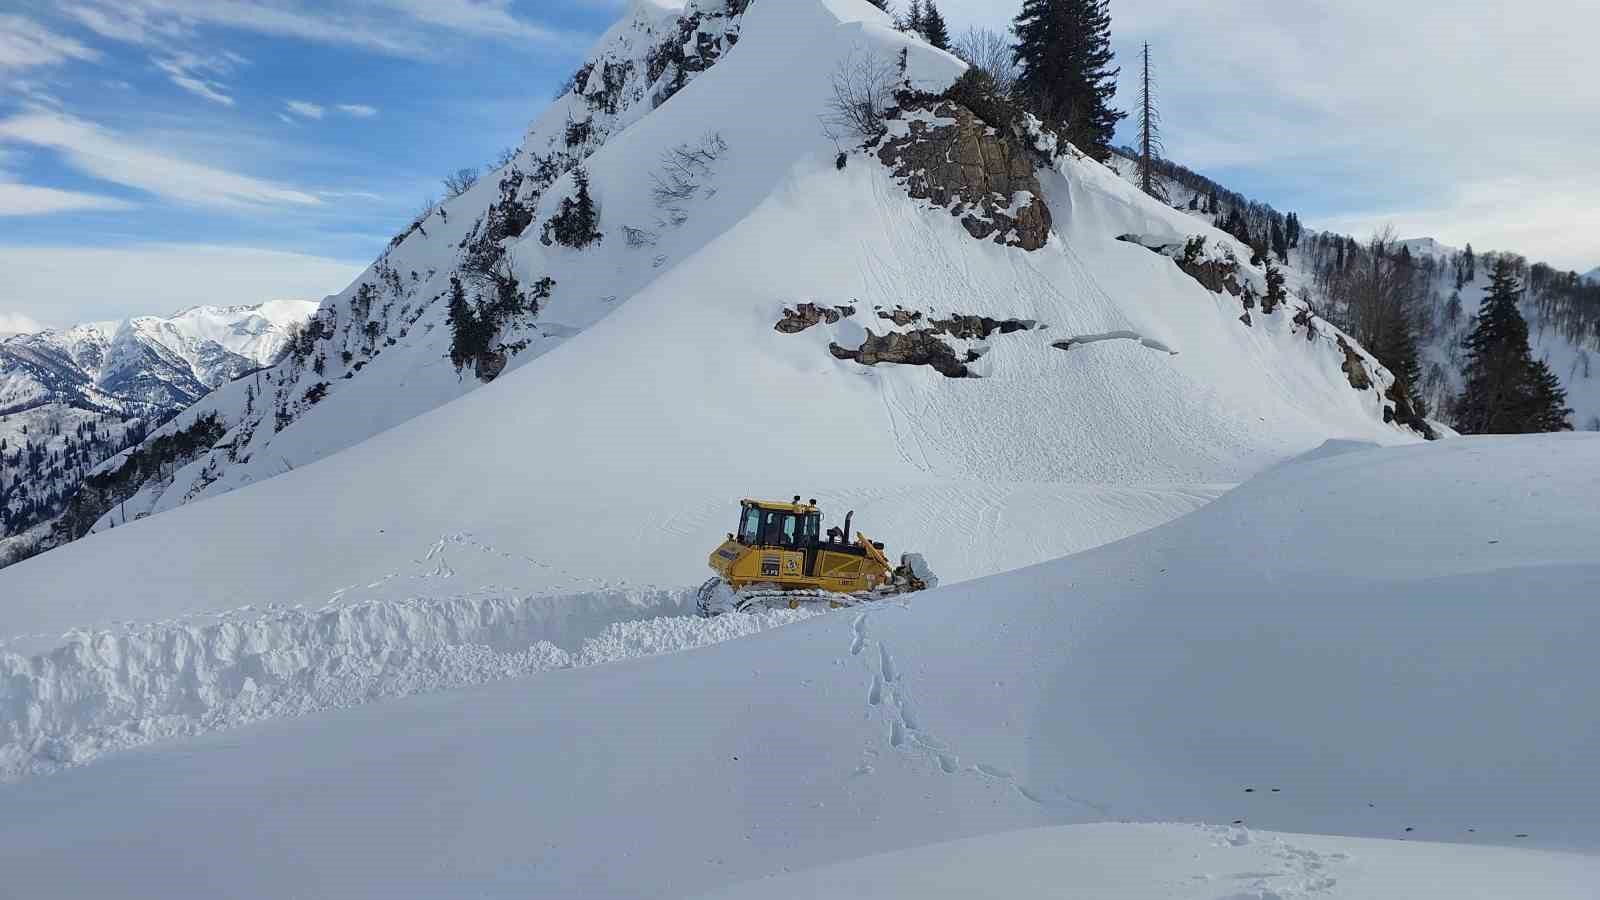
[0,433,1595,898]
[702,823,1600,900]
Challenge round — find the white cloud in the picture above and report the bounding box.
[0,244,363,325]
[0,181,135,216]
[0,111,321,208]
[57,0,579,60]
[337,104,378,118]
[0,14,100,71]
[154,52,239,106]
[285,100,325,120]
[936,0,1600,270]
[0,310,48,336]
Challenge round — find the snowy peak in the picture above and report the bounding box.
[2,300,318,412]
[1584,266,1600,284]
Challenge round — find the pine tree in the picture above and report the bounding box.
[446,277,479,372]
[1454,259,1572,433]
[921,1,951,50]
[905,0,924,33]
[1012,0,1126,160]
[1270,216,1288,263]
[1135,42,1166,202]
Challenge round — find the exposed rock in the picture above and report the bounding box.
[1337,336,1373,391]
[476,350,508,382]
[1385,379,1436,440]
[877,307,923,327]
[775,302,855,334]
[829,330,969,378]
[878,98,1053,251]
[1293,307,1318,341]
[1179,255,1245,298]
[930,315,1034,340]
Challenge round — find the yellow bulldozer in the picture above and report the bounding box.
[697,496,933,616]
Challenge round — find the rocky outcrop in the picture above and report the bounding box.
[829,330,970,379]
[1336,336,1374,391]
[878,99,1053,251]
[929,315,1035,340]
[775,303,856,334]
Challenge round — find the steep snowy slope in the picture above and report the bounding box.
[2,434,1594,898]
[0,0,1421,638]
[1107,153,1598,433]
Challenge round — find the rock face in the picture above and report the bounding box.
[830,330,970,379]
[775,302,856,334]
[878,99,1053,251]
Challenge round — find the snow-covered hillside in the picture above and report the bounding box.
[1108,154,1599,433]
[0,300,316,560]
[1,433,1594,898]
[2,0,1424,578]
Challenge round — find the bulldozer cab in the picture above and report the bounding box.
[736,500,821,549]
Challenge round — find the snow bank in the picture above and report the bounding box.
[701,822,1600,900]
[0,587,817,781]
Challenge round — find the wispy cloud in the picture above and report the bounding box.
[337,103,378,118]
[0,111,321,208]
[0,181,135,216]
[54,0,580,60]
[0,14,100,71]
[153,51,240,106]
[285,100,325,120]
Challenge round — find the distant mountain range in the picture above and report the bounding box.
[1,301,317,555]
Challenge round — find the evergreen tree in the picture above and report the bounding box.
[904,0,924,33]
[446,277,481,372]
[1012,0,1126,160]
[921,1,951,50]
[1525,359,1574,433]
[1454,259,1572,433]
[1270,216,1288,263]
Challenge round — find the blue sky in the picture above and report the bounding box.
[3,0,1596,330]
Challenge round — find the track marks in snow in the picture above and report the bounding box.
[846,612,1050,806]
[1052,330,1178,355]
[1206,827,1348,899]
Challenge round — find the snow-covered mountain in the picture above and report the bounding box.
[0,2,1592,894]
[2,0,1422,755]
[0,300,316,560]
[4,0,1424,571]
[1584,265,1599,284]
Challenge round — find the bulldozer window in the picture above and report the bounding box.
[800,513,821,545]
[738,506,762,543]
[759,509,798,547]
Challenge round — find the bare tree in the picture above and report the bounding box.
[1136,42,1167,203]
[442,166,480,198]
[490,146,518,170]
[823,48,899,141]
[952,27,1016,97]
[651,132,727,208]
